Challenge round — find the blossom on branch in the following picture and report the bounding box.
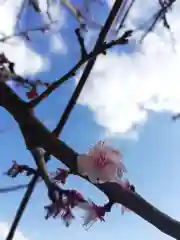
[5,161,36,178]
[66,190,85,208]
[26,87,38,99]
[25,80,50,99]
[77,141,127,183]
[50,168,70,185]
[44,188,86,226]
[79,201,106,228]
[44,186,109,228]
[44,199,65,219]
[61,208,75,227]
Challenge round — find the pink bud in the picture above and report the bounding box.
[26,88,38,99]
[79,201,105,228]
[51,168,69,185]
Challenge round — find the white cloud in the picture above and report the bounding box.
[0,0,22,36]
[0,0,67,77]
[49,34,67,54]
[0,222,28,240]
[0,38,50,76]
[77,1,180,136]
[105,0,115,8]
[0,0,50,76]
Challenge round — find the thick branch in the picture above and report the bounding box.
[97,182,180,239]
[1,83,180,239]
[0,82,78,170]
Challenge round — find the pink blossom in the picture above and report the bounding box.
[6,161,22,177]
[66,190,85,208]
[45,201,75,227]
[61,208,75,227]
[51,168,69,185]
[44,189,85,226]
[77,141,127,183]
[44,200,65,219]
[5,161,35,178]
[26,87,38,99]
[79,201,105,228]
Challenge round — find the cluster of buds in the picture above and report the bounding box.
[5,161,71,185]
[44,187,110,228]
[5,140,136,227]
[5,160,135,226]
[50,168,71,185]
[44,189,85,226]
[5,161,36,178]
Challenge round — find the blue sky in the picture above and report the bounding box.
[0,0,180,239]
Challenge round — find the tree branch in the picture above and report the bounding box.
[1,82,180,239]
[75,28,88,59]
[140,0,176,43]
[0,20,57,42]
[0,184,29,193]
[97,182,180,239]
[116,0,136,32]
[30,148,52,189]
[29,0,130,108]
[5,175,39,240]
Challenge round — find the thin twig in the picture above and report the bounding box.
[0,184,29,193]
[75,28,88,59]
[5,175,39,240]
[172,113,180,121]
[117,0,136,32]
[28,58,84,107]
[31,148,52,188]
[140,0,176,43]
[0,20,57,43]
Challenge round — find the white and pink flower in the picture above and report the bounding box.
[77,141,127,183]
